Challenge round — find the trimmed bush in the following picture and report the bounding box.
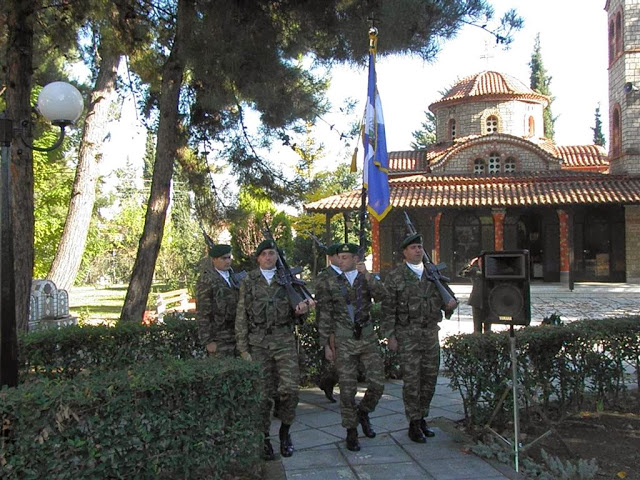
[1,357,263,479]
[443,316,640,427]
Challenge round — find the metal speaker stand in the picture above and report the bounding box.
[484,325,558,473]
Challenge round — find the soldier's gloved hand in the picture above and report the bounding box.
[387,336,398,352]
[206,342,217,354]
[240,351,252,361]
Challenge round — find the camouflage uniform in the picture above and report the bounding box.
[313,266,340,395]
[195,257,238,357]
[382,264,448,422]
[235,268,301,433]
[316,268,386,430]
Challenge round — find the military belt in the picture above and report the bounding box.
[265,324,293,335]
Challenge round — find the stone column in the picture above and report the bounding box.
[492,208,506,250]
[433,212,442,263]
[557,209,571,286]
[625,205,640,282]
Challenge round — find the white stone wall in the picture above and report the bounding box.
[434,99,545,143]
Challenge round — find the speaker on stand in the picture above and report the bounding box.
[480,250,544,473]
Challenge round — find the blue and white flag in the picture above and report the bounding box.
[363,49,392,221]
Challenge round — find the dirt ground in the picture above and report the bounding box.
[520,391,640,479]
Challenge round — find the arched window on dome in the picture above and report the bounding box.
[611,104,621,158]
[527,116,535,137]
[504,157,516,173]
[449,118,456,140]
[486,115,499,134]
[488,152,501,174]
[473,158,485,175]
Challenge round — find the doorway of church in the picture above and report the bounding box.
[516,215,544,279]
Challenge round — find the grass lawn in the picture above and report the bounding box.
[69,284,129,323]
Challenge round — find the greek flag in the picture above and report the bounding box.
[363,50,391,221]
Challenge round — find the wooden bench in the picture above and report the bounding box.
[155,288,196,322]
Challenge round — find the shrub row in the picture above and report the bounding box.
[1,356,263,479]
[19,316,203,380]
[442,316,640,427]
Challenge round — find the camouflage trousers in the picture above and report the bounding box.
[250,333,300,432]
[335,329,384,429]
[208,337,237,358]
[396,326,440,421]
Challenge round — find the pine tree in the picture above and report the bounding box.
[411,111,437,150]
[529,33,555,140]
[592,104,606,147]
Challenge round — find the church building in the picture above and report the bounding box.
[305,0,640,285]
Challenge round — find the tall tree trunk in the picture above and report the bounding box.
[120,0,193,322]
[47,49,120,291]
[6,0,36,334]
[1,0,36,386]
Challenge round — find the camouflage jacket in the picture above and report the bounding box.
[235,268,300,354]
[315,268,386,345]
[195,259,239,345]
[382,263,447,338]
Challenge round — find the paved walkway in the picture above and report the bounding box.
[264,283,640,480]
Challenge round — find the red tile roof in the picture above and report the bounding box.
[304,171,640,213]
[429,71,549,111]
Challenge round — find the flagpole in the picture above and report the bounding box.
[358,26,378,259]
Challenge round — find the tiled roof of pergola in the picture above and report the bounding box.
[304,171,640,213]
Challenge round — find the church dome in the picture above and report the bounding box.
[429,70,549,111]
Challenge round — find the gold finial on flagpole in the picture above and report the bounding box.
[369,27,378,52]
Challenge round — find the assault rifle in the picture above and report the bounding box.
[200,228,247,289]
[305,231,327,252]
[262,224,314,309]
[402,211,458,313]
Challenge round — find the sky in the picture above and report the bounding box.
[101,0,610,180]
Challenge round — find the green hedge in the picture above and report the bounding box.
[1,357,263,479]
[19,316,203,380]
[442,317,640,427]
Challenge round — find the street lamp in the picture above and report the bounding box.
[343,212,353,243]
[1,81,83,388]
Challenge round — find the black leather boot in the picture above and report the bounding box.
[263,434,275,461]
[408,420,426,443]
[420,418,436,438]
[319,378,336,403]
[279,423,294,457]
[346,428,360,451]
[358,407,376,438]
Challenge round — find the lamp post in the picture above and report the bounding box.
[343,212,353,243]
[0,81,83,388]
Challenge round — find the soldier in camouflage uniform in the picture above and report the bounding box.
[316,243,387,452]
[196,244,239,357]
[382,233,458,443]
[235,239,315,460]
[313,243,342,403]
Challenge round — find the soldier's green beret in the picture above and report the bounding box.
[338,242,359,254]
[209,244,231,258]
[255,239,277,256]
[327,243,342,256]
[401,233,423,250]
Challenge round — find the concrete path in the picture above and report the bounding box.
[263,283,640,480]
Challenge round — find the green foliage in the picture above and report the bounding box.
[19,317,203,379]
[541,312,563,325]
[529,33,555,139]
[540,449,598,480]
[411,111,437,150]
[1,356,263,479]
[592,104,606,147]
[443,317,640,428]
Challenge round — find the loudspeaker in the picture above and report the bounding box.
[481,250,531,326]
